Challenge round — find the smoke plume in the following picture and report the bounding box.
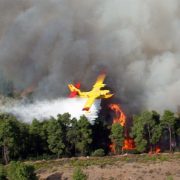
[0,0,180,115]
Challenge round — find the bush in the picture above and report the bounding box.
[72,167,87,180]
[123,149,139,154]
[91,149,105,157]
[7,161,37,180]
[0,164,7,180]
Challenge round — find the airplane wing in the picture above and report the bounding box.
[82,97,96,111]
[92,73,106,89]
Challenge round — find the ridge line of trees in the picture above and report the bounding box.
[130,110,180,153]
[0,109,179,164]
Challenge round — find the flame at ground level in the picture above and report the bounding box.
[148,146,161,154]
[122,138,135,151]
[109,137,135,153]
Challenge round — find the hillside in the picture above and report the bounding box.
[29,153,180,180]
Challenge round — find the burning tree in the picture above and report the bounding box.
[109,103,135,154]
[109,104,126,126]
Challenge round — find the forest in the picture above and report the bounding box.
[0,110,179,165]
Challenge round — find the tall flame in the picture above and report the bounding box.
[109,103,135,153]
[109,104,126,126]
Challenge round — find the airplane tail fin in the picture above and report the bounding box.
[68,83,81,98]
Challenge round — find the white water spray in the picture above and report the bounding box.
[0,98,101,123]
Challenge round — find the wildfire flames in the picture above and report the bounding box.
[109,103,135,153]
[109,104,126,126]
[20,84,36,97]
[155,147,161,154]
[122,138,136,151]
[149,146,161,154]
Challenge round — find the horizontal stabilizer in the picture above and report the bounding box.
[68,83,81,98]
[69,91,78,98]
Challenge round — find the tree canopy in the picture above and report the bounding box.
[0,108,178,164]
[109,123,124,154]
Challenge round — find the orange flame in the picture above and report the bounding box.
[122,138,135,150]
[109,104,126,126]
[20,84,36,97]
[155,147,161,153]
[109,143,116,153]
[149,146,161,154]
[155,147,161,154]
[109,103,135,152]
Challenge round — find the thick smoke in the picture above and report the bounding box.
[0,0,180,114]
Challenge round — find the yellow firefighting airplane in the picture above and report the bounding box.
[68,73,113,111]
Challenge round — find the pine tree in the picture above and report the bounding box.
[161,110,177,152]
[109,123,124,154]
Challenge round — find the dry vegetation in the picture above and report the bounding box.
[28,152,180,180]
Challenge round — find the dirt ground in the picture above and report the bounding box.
[36,153,180,180]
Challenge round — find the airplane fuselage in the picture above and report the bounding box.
[79,89,113,99]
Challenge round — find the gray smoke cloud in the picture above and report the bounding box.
[0,0,180,114]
